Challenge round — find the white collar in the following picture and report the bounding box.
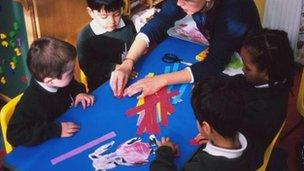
[203,132,247,159]
[254,81,282,88]
[36,80,58,93]
[90,18,126,35]
[254,83,269,88]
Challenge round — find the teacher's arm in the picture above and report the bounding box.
[190,1,261,82]
[110,0,185,97]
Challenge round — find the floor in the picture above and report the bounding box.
[0,68,303,170]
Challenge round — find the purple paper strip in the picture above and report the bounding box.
[51,131,116,165]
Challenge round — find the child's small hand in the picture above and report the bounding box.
[194,133,208,145]
[61,122,80,137]
[158,137,179,156]
[74,93,95,109]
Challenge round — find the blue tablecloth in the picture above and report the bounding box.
[4,37,207,171]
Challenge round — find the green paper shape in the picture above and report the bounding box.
[9,40,16,48]
[228,55,243,69]
[0,66,3,74]
[9,31,16,38]
[12,56,18,63]
[13,22,19,31]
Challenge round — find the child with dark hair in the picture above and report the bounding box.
[77,0,136,92]
[7,37,95,147]
[150,77,253,171]
[235,28,295,168]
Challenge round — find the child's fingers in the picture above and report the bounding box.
[85,96,94,106]
[74,97,81,107]
[81,99,87,109]
[89,96,95,106]
[67,127,79,134]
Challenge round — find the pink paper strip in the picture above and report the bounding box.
[51,131,116,165]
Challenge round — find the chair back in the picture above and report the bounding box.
[257,120,286,171]
[0,94,23,153]
[297,69,304,116]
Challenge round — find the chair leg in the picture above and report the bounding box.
[280,118,303,141]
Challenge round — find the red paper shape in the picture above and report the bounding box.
[126,87,179,135]
[189,138,200,146]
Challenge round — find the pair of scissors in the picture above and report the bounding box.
[162,53,192,66]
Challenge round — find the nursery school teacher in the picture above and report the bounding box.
[110,0,262,97]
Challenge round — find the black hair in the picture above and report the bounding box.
[191,77,244,139]
[87,0,124,12]
[27,37,76,82]
[242,28,295,89]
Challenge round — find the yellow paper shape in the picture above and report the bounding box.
[10,62,16,70]
[196,48,209,61]
[1,41,9,47]
[14,48,22,56]
[0,33,7,40]
[1,77,6,84]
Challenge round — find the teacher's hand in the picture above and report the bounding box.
[123,76,167,98]
[110,61,133,97]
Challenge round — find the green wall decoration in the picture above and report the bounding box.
[0,0,30,99]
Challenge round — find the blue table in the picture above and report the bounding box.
[4,37,207,171]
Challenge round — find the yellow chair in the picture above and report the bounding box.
[80,69,89,93]
[0,94,23,153]
[254,0,266,22]
[123,0,130,16]
[257,120,286,171]
[297,69,304,115]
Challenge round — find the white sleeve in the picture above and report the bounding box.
[136,33,150,47]
[186,67,194,83]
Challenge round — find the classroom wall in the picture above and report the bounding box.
[34,0,90,45]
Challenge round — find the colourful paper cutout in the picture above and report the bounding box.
[1,40,8,47]
[0,66,3,74]
[9,39,16,48]
[12,56,17,63]
[20,76,28,84]
[126,87,179,135]
[16,38,22,47]
[14,48,22,56]
[10,62,16,70]
[13,22,19,31]
[196,48,209,61]
[189,138,200,146]
[51,131,117,165]
[0,33,7,40]
[9,31,16,38]
[1,77,6,84]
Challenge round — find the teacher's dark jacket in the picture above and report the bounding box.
[140,0,262,81]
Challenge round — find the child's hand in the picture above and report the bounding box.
[61,122,80,137]
[158,137,179,156]
[74,93,95,109]
[194,133,208,145]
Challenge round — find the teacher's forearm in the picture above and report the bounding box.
[122,36,148,69]
[158,69,192,86]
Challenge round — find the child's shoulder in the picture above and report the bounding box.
[77,24,95,44]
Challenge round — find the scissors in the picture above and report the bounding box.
[162,53,192,66]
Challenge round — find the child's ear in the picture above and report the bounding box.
[202,121,212,136]
[87,7,95,19]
